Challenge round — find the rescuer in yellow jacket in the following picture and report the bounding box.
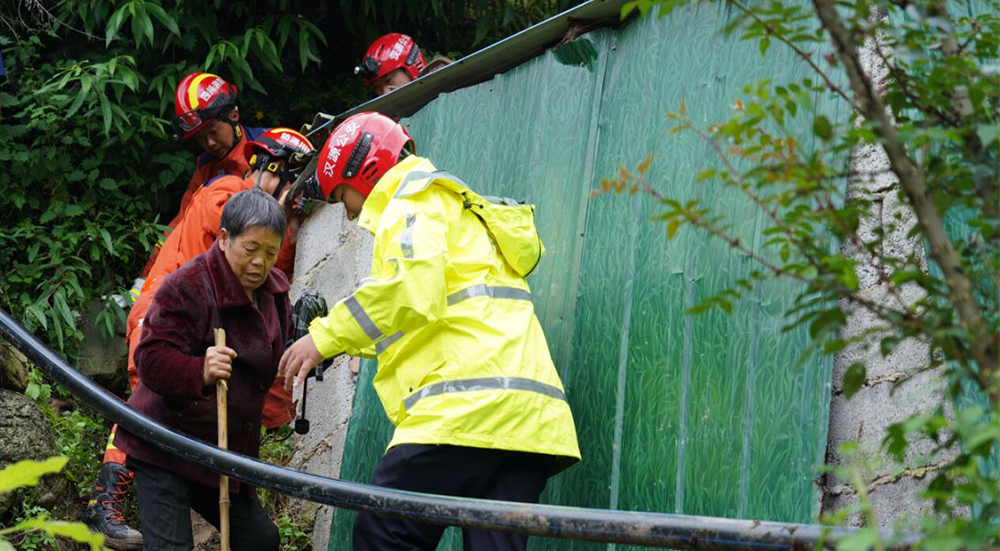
[279,112,580,550]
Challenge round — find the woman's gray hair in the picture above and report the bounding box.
[220,188,287,239]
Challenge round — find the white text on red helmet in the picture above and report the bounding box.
[324,121,360,174]
[199,77,225,103]
[388,37,410,61]
[279,132,306,152]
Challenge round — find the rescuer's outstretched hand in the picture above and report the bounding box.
[280,335,323,390]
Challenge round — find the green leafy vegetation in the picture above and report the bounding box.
[257,426,313,550]
[0,0,581,358]
[0,457,108,550]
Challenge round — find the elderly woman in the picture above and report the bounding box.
[115,188,290,551]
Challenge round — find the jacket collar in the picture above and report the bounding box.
[206,240,290,308]
[358,155,433,234]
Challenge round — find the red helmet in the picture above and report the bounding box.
[315,112,414,200]
[244,128,315,199]
[354,33,426,86]
[243,127,315,165]
[172,72,238,139]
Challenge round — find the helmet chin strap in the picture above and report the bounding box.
[251,154,291,200]
[216,110,242,158]
[271,180,288,201]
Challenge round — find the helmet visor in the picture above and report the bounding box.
[172,105,227,134]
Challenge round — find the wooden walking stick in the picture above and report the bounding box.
[214,328,231,551]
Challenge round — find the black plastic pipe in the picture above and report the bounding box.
[0,308,917,550]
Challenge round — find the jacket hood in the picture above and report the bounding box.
[360,156,544,277]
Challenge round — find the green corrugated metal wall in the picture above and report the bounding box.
[330,5,843,549]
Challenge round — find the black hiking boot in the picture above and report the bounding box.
[83,462,143,550]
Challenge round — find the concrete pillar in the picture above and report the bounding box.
[821,13,952,528]
[286,202,373,551]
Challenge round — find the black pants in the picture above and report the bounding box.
[129,458,279,551]
[353,444,552,551]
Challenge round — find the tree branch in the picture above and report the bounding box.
[811,0,999,406]
[724,0,862,112]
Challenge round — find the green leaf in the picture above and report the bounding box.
[667,219,680,239]
[98,92,113,135]
[884,421,908,461]
[975,124,999,146]
[2,518,106,550]
[138,9,155,45]
[105,5,128,46]
[0,457,68,493]
[66,77,91,118]
[24,382,40,400]
[473,10,497,47]
[0,538,14,551]
[836,527,881,551]
[759,37,771,56]
[920,535,964,551]
[842,362,866,399]
[53,290,76,329]
[813,114,832,141]
[621,1,640,18]
[696,169,717,181]
[99,228,114,254]
[147,2,180,36]
[26,304,48,330]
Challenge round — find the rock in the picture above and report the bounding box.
[77,300,128,394]
[1,340,30,393]
[0,389,70,517]
[192,510,220,550]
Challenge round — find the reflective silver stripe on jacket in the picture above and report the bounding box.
[395,170,470,198]
[400,214,416,259]
[375,331,404,356]
[404,377,566,411]
[395,171,437,198]
[446,284,531,306]
[344,296,382,341]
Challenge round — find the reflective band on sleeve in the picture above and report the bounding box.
[375,331,404,356]
[446,284,532,306]
[400,214,416,259]
[404,377,566,411]
[343,296,383,341]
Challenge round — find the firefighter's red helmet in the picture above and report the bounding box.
[354,33,426,86]
[315,112,414,200]
[172,72,238,139]
[243,127,314,164]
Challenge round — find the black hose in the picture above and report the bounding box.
[0,308,916,550]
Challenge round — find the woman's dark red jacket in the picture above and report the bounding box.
[115,241,292,492]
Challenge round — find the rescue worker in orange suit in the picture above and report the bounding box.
[280,112,580,551]
[81,128,309,550]
[132,71,267,284]
[355,33,451,97]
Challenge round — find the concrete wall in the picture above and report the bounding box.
[285,203,371,551]
[820,18,951,528]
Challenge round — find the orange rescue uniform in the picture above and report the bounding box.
[140,126,265,276]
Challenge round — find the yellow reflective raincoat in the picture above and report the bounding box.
[309,156,580,469]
